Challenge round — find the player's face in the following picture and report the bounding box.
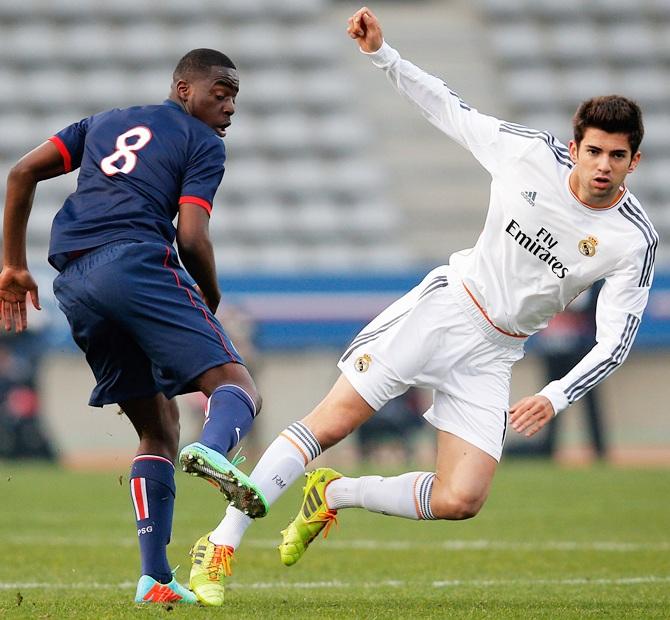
[569,128,640,207]
[185,67,239,137]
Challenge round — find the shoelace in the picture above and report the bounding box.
[230,448,246,467]
[316,509,338,538]
[208,544,235,579]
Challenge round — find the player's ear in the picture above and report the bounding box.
[175,79,191,102]
[628,150,641,173]
[568,139,578,164]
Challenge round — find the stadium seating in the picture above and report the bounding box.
[0,0,401,273]
[2,1,667,270]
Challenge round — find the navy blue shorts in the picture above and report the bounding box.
[53,240,243,406]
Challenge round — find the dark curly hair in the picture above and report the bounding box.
[573,95,644,154]
[173,48,236,81]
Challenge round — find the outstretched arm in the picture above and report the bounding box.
[1,141,65,332]
[347,6,384,53]
[345,6,502,173]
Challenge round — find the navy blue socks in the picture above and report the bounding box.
[129,455,175,583]
[199,384,256,456]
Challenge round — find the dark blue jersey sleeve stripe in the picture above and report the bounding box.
[619,201,658,287]
[499,122,573,168]
[442,83,472,110]
[565,314,639,402]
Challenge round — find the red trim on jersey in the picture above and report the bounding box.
[179,195,212,214]
[462,283,528,339]
[48,136,72,173]
[162,245,236,358]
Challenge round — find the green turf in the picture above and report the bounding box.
[0,461,668,618]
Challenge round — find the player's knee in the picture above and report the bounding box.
[254,391,263,416]
[309,411,359,450]
[430,487,484,520]
[315,426,347,450]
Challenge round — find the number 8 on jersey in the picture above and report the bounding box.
[100,126,153,176]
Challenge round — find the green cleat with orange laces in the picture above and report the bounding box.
[279,467,342,567]
[189,532,235,606]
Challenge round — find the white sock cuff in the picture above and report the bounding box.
[280,422,322,464]
[209,504,252,548]
[415,473,436,520]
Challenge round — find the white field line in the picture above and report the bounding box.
[4,535,670,553]
[1,576,669,591]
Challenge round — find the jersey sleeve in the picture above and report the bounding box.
[365,42,508,174]
[48,117,91,173]
[538,230,658,414]
[178,136,226,215]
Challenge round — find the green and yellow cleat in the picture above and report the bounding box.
[279,467,342,567]
[179,442,269,518]
[189,532,235,607]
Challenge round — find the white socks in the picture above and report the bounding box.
[326,472,436,520]
[210,422,321,546]
[209,423,438,549]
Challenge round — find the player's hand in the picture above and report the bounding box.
[0,266,41,333]
[347,6,384,53]
[509,395,555,438]
[193,284,220,315]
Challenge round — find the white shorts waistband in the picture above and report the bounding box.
[447,269,527,350]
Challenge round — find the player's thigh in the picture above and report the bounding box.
[337,266,452,411]
[431,429,498,519]
[423,320,524,461]
[301,374,376,449]
[54,279,158,405]
[87,242,243,396]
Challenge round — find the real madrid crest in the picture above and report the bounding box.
[578,235,598,257]
[354,354,372,372]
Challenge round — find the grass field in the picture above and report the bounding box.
[0,461,668,619]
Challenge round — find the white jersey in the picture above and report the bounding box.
[367,42,658,413]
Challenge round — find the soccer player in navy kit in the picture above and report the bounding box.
[0,48,266,605]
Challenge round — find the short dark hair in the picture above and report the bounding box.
[573,95,644,154]
[173,48,236,81]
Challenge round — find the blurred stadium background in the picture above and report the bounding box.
[0,0,669,468]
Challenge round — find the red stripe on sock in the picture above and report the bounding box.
[132,477,149,520]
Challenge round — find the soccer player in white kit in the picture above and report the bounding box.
[185,7,657,603]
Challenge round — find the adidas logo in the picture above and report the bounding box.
[521,191,537,206]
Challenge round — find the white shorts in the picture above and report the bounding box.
[337,266,526,461]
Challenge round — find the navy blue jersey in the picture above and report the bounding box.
[48,100,225,271]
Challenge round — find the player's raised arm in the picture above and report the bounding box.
[347,6,383,53]
[346,6,502,173]
[0,141,66,331]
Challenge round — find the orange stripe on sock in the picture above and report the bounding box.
[412,474,423,519]
[280,432,309,465]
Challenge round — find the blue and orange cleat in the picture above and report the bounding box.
[134,574,197,605]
